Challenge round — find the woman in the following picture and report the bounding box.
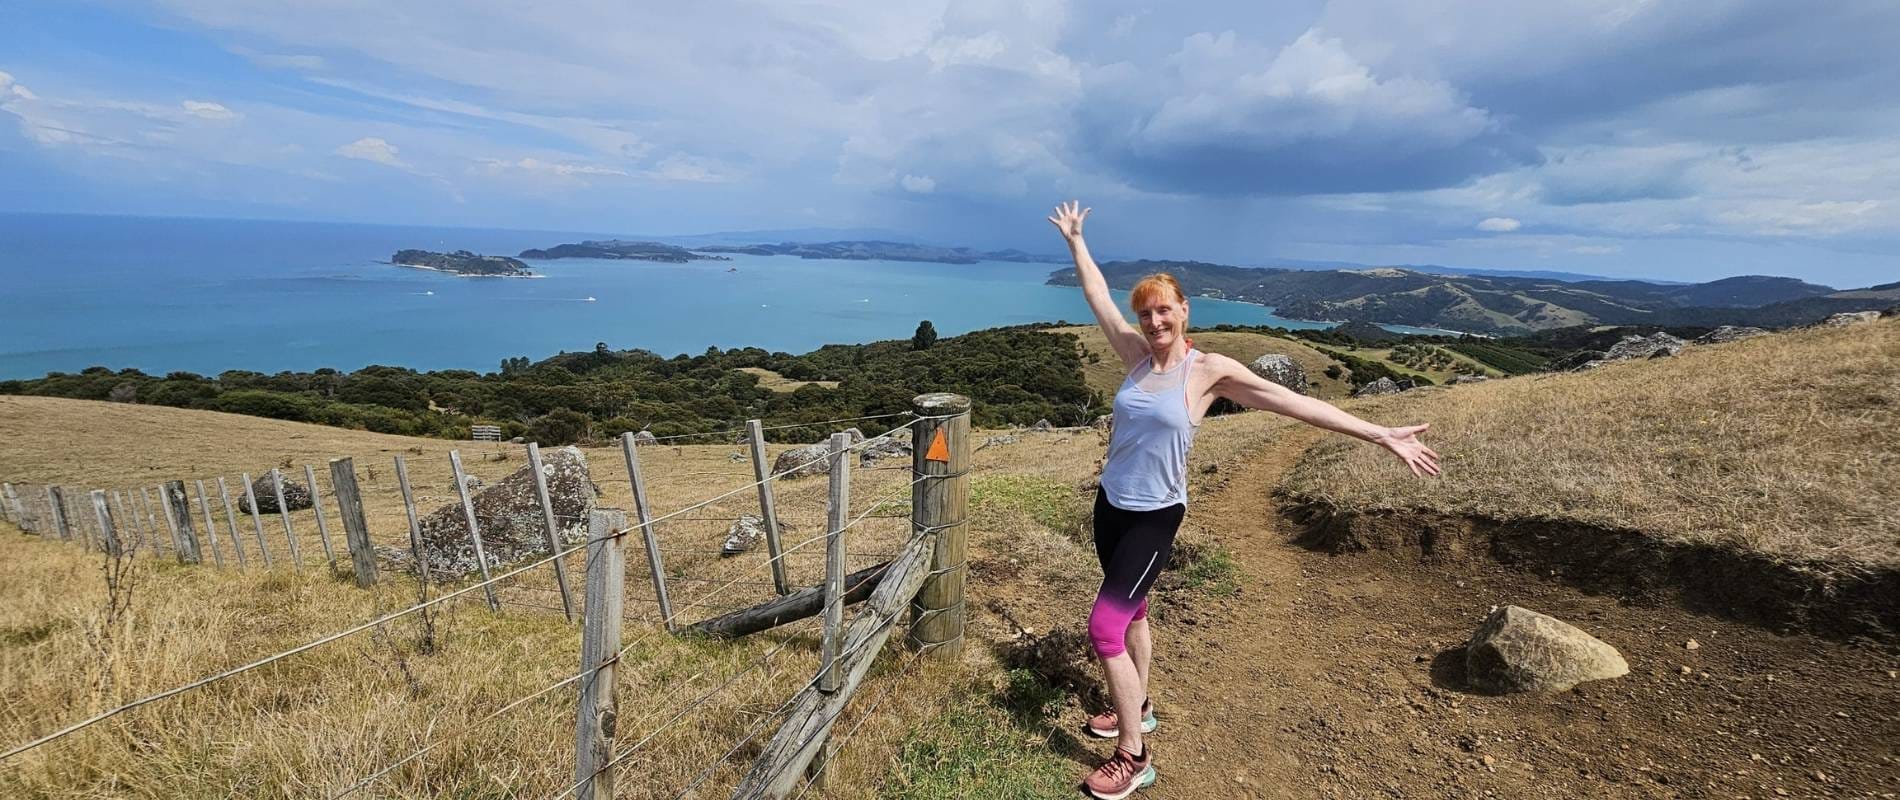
[1048,201,1441,800]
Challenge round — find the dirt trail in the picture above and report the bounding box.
[1049,430,1898,799]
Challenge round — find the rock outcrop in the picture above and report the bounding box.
[858,437,911,466]
[1092,414,1113,431]
[1247,354,1309,395]
[1351,377,1402,397]
[1448,374,1491,385]
[394,446,595,577]
[1464,605,1629,693]
[772,442,835,478]
[722,513,771,556]
[1573,332,1687,370]
[1821,311,1882,327]
[1032,419,1054,432]
[1694,325,1770,345]
[239,473,312,513]
[629,430,658,446]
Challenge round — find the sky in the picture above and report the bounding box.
[2,1,1897,287]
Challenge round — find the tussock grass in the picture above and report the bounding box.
[1281,320,1900,571]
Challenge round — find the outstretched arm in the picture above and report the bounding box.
[1206,354,1441,477]
[1049,201,1147,369]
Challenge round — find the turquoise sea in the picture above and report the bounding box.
[0,214,1453,380]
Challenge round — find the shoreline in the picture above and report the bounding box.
[393,261,544,279]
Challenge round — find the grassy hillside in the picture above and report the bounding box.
[1282,319,1900,572]
[1049,325,1354,400]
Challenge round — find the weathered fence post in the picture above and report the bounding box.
[525,443,577,622]
[240,473,272,567]
[270,469,302,568]
[45,486,71,541]
[621,432,674,631]
[112,491,138,553]
[217,477,248,570]
[746,420,792,595]
[195,480,224,568]
[805,431,852,791]
[449,450,500,612]
[304,464,338,570]
[146,486,176,557]
[393,456,432,585]
[573,508,627,800]
[908,393,971,660]
[1,482,17,525]
[90,490,122,557]
[328,458,378,588]
[163,480,202,564]
[156,484,185,556]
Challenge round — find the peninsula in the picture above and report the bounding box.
[392,249,536,277]
[518,240,725,263]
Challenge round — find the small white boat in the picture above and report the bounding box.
[423,290,434,296]
[583,296,597,303]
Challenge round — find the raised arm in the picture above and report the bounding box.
[1049,201,1148,368]
[1204,353,1441,477]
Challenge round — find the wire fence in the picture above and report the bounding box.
[0,405,969,799]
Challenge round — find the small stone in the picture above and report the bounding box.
[1234,775,1245,784]
[1813,770,1829,783]
[1679,666,1693,675]
[1481,755,1497,768]
[1750,753,1764,762]
[1685,639,1700,651]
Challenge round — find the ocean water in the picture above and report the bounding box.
[0,214,1442,380]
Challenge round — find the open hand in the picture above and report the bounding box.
[1379,423,1441,477]
[1047,200,1090,241]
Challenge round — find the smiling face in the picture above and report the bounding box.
[1128,272,1190,355]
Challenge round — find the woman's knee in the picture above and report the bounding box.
[1087,597,1133,658]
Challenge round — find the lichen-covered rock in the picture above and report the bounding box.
[1247,354,1308,395]
[1032,419,1054,432]
[1603,332,1686,361]
[400,446,595,577]
[1694,325,1770,345]
[723,514,768,556]
[461,474,483,492]
[1351,377,1401,397]
[858,437,911,466]
[1821,311,1882,327]
[630,430,658,446]
[978,433,1020,450]
[1448,374,1491,385]
[772,442,835,478]
[727,451,746,462]
[1464,605,1629,693]
[239,472,312,513]
[1550,350,1606,371]
[1092,414,1113,431]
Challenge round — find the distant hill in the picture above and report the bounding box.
[518,240,725,263]
[392,249,533,277]
[1048,259,1887,334]
[695,240,1068,265]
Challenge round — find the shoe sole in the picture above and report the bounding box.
[1086,716,1157,738]
[1085,765,1157,800]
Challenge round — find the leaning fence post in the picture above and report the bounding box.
[525,443,577,623]
[449,450,500,612]
[163,480,202,564]
[806,431,852,791]
[1,482,16,525]
[112,491,138,553]
[573,508,627,800]
[908,393,971,660]
[329,458,378,588]
[746,420,792,595]
[195,480,224,568]
[155,484,184,556]
[46,486,72,541]
[304,464,338,570]
[621,432,674,631]
[90,490,122,557]
[240,473,272,567]
[217,477,248,570]
[270,469,302,568]
[393,456,432,585]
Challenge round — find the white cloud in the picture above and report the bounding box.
[900,174,936,193]
[335,136,406,167]
[1570,244,1622,255]
[1476,216,1521,232]
[182,100,238,120]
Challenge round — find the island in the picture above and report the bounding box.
[393,249,535,277]
[695,240,1067,265]
[518,240,726,263]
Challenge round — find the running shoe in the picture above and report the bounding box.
[1086,698,1156,738]
[1083,745,1157,800]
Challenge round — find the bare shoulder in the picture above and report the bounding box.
[1195,351,1248,378]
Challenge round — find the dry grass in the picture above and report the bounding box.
[1281,319,1900,571]
[735,367,840,392]
[1047,326,1353,400]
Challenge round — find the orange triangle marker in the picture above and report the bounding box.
[924,428,950,463]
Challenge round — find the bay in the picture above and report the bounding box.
[0,213,1445,380]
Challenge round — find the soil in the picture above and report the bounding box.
[974,428,1900,799]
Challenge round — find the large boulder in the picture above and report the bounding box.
[1602,332,1686,361]
[239,472,313,513]
[1694,325,1770,345]
[400,446,595,577]
[1351,377,1401,397]
[859,437,911,466]
[723,514,768,556]
[1247,354,1309,395]
[630,430,658,446]
[1464,605,1629,693]
[1821,311,1881,327]
[772,442,835,478]
[1032,419,1054,432]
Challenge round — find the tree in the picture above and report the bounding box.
[911,320,938,351]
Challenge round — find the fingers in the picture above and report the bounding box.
[1081,207,1092,222]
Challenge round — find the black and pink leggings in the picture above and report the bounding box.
[1087,488,1184,659]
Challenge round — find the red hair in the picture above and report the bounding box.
[1129,272,1186,312]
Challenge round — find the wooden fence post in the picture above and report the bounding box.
[449,450,500,612]
[908,393,971,660]
[112,491,138,553]
[573,508,626,800]
[621,432,674,631]
[90,490,122,557]
[393,456,432,585]
[1,482,16,525]
[240,473,272,567]
[163,480,202,564]
[304,464,338,570]
[45,486,71,541]
[270,469,302,568]
[195,480,224,568]
[806,431,852,791]
[329,458,379,588]
[525,443,577,622]
[746,420,792,595]
[150,486,180,557]
[217,477,248,570]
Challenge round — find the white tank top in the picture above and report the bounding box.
[1099,349,1200,511]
